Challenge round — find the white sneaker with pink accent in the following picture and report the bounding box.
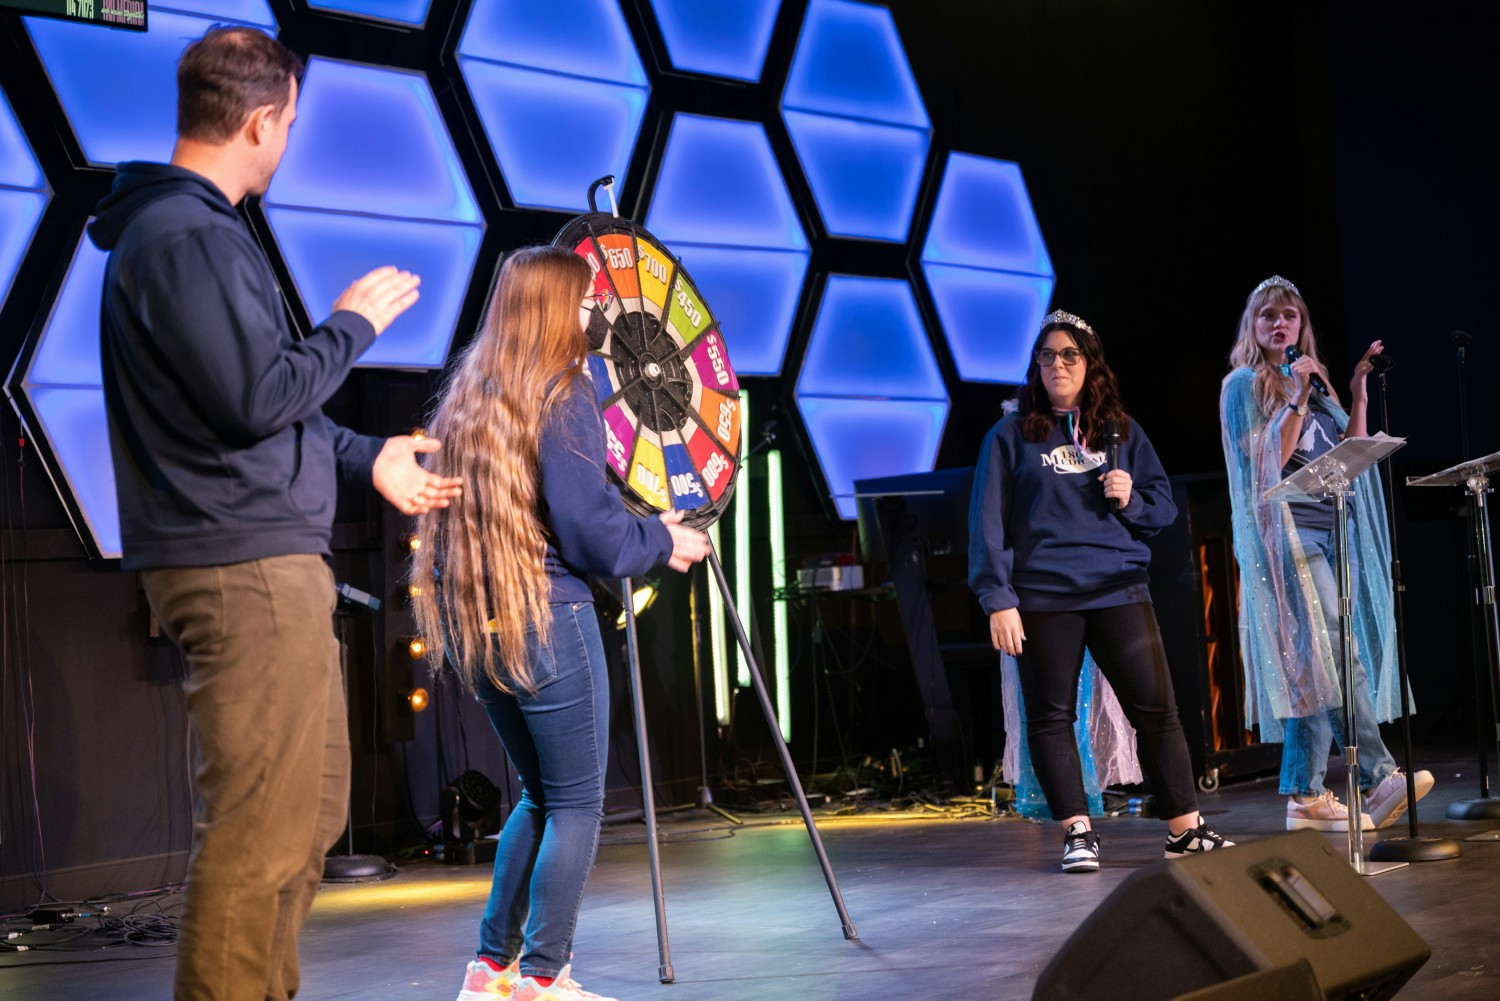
[513,964,618,1001]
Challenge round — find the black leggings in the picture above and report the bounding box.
[1016,602,1199,822]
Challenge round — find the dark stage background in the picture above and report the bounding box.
[2,0,1498,910]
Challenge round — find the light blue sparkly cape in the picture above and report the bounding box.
[1219,367,1402,741]
[1002,650,1142,819]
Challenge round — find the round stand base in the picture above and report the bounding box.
[322,853,394,882]
[1369,835,1462,863]
[1445,797,1500,820]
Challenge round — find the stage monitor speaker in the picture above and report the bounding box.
[1033,830,1429,1001]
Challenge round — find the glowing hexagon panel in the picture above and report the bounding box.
[0,88,50,309]
[458,0,649,211]
[648,0,781,82]
[263,58,484,369]
[795,276,949,518]
[11,234,120,557]
[308,0,431,25]
[921,152,1054,384]
[153,0,274,18]
[25,3,277,167]
[781,0,931,242]
[646,114,809,377]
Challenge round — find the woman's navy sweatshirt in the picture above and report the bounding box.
[968,412,1176,613]
[538,388,674,603]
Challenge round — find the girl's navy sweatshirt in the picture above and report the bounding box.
[537,388,674,603]
[968,412,1176,613]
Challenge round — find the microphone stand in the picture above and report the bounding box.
[1367,357,1460,861]
[323,587,396,881]
[686,421,779,821]
[1443,332,1500,820]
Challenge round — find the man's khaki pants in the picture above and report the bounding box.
[144,554,349,1001]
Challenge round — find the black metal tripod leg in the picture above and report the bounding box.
[622,577,675,982]
[706,550,858,940]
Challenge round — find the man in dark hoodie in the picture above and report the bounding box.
[90,26,462,1001]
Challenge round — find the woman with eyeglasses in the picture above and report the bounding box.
[969,310,1233,872]
[1220,275,1431,834]
[412,245,710,1001]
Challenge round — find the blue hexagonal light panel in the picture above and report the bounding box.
[308,0,431,25]
[0,87,50,309]
[922,152,1054,384]
[781,0,930,242]
[10,233,120,557]
[795,276,949,519]
[645,113,810,378]
[25,2,278,166]
[648,0,781,83]
[457,1,649,212]
[263,58,484,369]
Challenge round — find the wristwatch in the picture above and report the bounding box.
[1289,401,1309,417]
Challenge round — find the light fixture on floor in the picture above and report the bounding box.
[440,769,502,866]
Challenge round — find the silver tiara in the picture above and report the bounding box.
[1253,275,1300,296]
[1043,309,1096,339]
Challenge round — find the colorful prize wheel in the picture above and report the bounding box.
[555,212,742,528]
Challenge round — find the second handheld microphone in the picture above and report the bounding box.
[1103,419,1122,511]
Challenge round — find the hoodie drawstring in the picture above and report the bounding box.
[1054,407,1086,451]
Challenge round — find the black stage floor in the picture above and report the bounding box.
[6,753,1500,1000]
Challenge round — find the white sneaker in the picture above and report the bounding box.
[1286,790,1373,832]
[1365,769,1434,829]
[1163,819,1235,859]
[457,958,519,1000]
[1061,820,1100,873]
[514,964,617,1001]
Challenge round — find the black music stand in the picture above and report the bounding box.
[1407,449,1500,841]
[1266,433,1407,875]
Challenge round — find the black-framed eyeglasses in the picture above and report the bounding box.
[1035,347,1084,367]
[585,290,612,304]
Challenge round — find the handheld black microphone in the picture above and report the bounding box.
[1285,345,1330,396]
[1369,353,1394,374]
[1104,419,1122,511]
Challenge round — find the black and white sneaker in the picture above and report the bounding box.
[1163,819,1235,859]
[1061,821,1100,873]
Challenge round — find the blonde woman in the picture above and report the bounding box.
[1219,275,1431,832]
[413,245,709,1001]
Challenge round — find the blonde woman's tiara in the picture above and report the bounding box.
[1253,275,1300,296]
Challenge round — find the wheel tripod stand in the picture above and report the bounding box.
[619,547,857,983]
